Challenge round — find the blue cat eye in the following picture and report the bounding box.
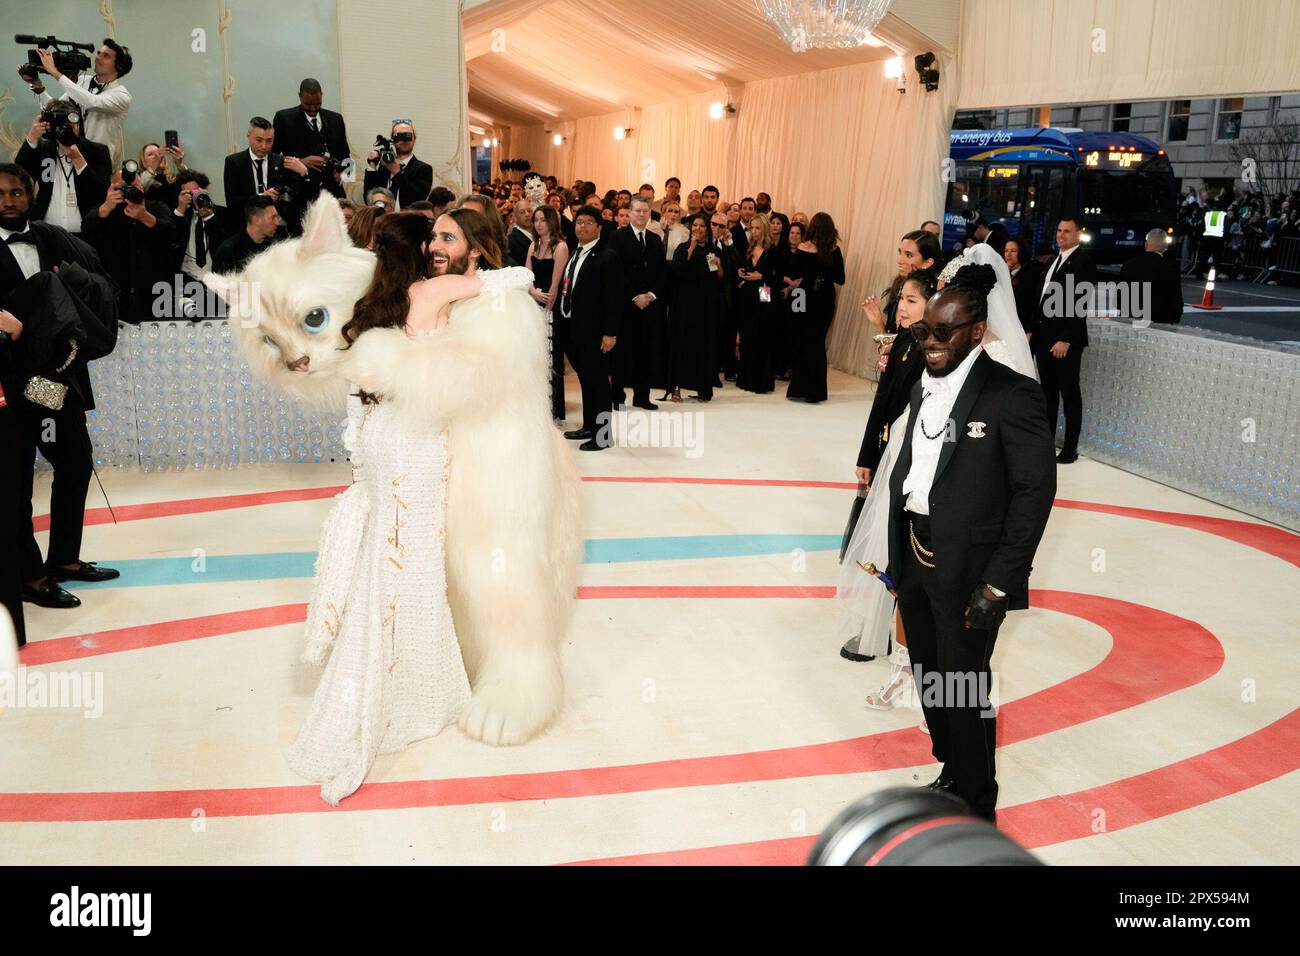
[302,307,329,334]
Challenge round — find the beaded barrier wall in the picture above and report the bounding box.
[72,319,1298,530]
[1077,320,1298,531]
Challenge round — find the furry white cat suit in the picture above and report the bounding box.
[205,197,582,745]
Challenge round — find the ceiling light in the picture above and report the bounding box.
[709,101,724,120]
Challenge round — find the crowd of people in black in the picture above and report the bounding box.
[1175,186,1300,283]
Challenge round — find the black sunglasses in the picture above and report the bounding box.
[911,318,981,344]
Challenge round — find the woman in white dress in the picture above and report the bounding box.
[287,213,508,805]
[837,242,1039,720]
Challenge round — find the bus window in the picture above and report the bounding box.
[946,162,983,220]
[1078,158,1178,224]
[984,164,1022,218]
[1025,165,1067,257]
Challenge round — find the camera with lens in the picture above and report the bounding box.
[373,134,396,166]
[120,159,145,204]
[193,191,214,212]
[40,106,81,148]
[15,34,94,77]
[267,152,294,204]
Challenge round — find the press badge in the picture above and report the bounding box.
[759,284,771,303]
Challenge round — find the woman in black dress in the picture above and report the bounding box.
[664,216,722,402]
[525,204,570,423]
[785,212,845,404]
[775,219,804,381]
[737,213,776,393]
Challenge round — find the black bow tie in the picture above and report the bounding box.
[89,79,104,94]
[6,232,36,245]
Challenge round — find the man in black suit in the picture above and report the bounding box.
[506,200,534,269]
[212,197,281,275]
[272,79,352,232]
[169,170,229,318]
[0,163,121,611]
[1032,216,1097,464]
[362,121,432,211]
[1119,229,1184,325]
[80,164,176,323]
[885,274,1056,825]
[556,205,622,451]
[709,211,743,383]
[222,116,308,223]
[611,197,665,410]
[15,103,111,233]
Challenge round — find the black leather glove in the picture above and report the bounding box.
[964,584,1007,630]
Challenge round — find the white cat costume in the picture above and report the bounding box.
[205,198,581,804]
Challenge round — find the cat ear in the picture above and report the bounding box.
[201,270,241,305]
[299,196,347,259]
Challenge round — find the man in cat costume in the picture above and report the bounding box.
[204,197,581,746]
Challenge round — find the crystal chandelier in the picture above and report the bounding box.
[756,0,894,50]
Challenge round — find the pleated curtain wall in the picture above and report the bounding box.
[507,58,959,376]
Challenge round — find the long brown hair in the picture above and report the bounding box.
[455,194,508,263]
[531,203,562,256]
[342,212,432,350]
[347,205,384,249]
[805,212,840,267]
[442,207,504,270]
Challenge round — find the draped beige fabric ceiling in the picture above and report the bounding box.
[463,0,944,130]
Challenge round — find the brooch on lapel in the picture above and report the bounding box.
[966,421,987,439]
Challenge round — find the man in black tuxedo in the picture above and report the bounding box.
[362,121,431,211]
[212,197,281,275]
[80,164,176,324]
[169,170,229,319]
[885,271,1056,824]
[1119,229,1184,325]
[1032,216,1097,464]
[556,205,622,451]
[222,116,307,224]
[611,197,665,410]
[15,104,112,233]
[0,163,121,612]
[272,79,352,232]
[506,200,534,269]
[709,211,743,383]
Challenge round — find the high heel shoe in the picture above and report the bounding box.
[864,645,913,711]
[669,388,683,403]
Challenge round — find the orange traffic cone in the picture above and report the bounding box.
[1193,266,1222,310]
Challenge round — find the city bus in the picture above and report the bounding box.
[944,127,1179,264]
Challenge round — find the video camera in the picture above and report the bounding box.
[373,134,396,167]
[15,34,94,78]
[40,105,82,148]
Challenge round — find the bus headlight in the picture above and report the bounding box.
[1080,232,1092,243]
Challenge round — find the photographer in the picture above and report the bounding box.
[15,100,111,233]
[0,162,120,612]
[272,79,352,233]
[212,196,281,275]
[170,170,229,319]
[362,121,431,211]
[22,38,132,165]
[80,163,176,323]
[136,142,183,210]
[222,116,307,224]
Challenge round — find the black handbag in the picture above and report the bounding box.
[839,483,870,562]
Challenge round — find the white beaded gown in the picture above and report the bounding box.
[286,384,471,805]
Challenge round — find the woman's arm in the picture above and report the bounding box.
[546,244,568,308]
[404,273,483,334]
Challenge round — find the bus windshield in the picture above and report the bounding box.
[1078,159,1177,224]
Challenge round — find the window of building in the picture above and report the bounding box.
[1112,102,1132,132]
[1167,100,1191,141]
[1215,98,1244,140]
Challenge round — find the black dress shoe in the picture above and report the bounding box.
[925,776,959,793]
[633,400,659,411]
[564,428,595,441]
[577,439,608,451]
[47,561,120,583]
[22,580,82,609]
[1057,449,1079,464]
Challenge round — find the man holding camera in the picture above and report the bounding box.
[222,116,307,226]
[15,101,111,234]
[80,164,176,323]
[362,121,431,211]
[169,170,229,319]
[21,38,132,165]
[272,79,352,232]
